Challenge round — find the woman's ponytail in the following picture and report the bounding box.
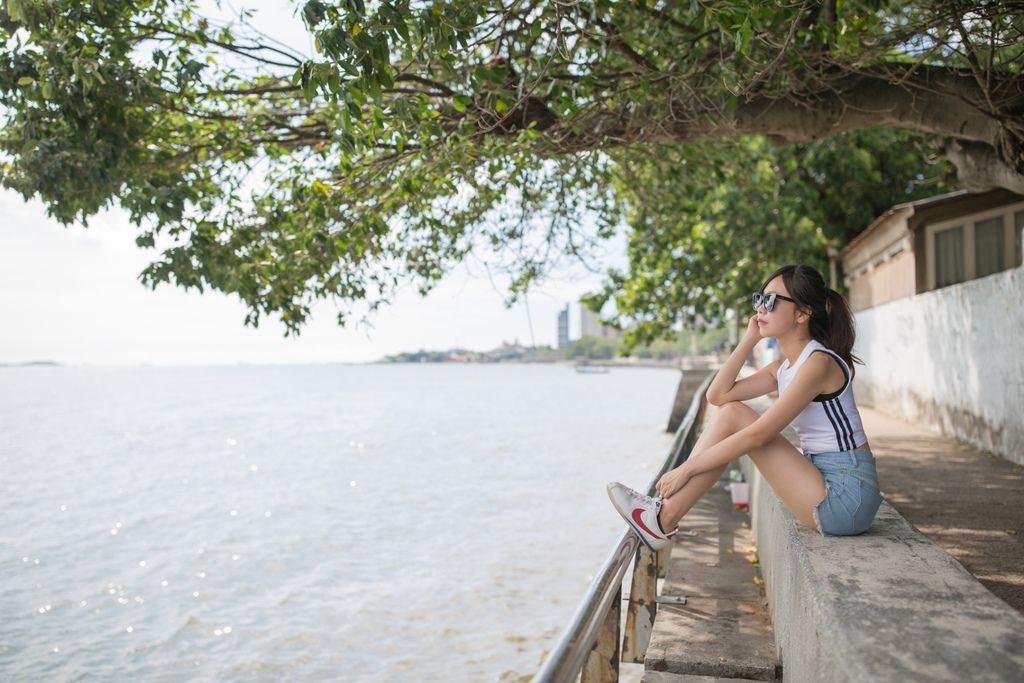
[822,287,861,377]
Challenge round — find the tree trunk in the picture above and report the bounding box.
[542,66,1024,194]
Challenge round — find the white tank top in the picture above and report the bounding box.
[776,339,868,454]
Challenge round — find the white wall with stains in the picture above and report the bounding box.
[852,265,1024,465]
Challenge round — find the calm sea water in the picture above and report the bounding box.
[0,363,681,682]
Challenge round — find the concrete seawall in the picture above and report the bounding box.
[738,450,1024,682]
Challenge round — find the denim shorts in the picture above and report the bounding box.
[806,448,883,536]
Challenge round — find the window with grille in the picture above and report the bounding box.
[974,216,1005,278]
[934,225,964,288]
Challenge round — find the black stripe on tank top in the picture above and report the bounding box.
[821,399,847,451]
[829,399,853,450]
[832,398,856,450]
[827,403,851,450]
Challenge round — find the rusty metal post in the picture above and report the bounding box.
[581,583,621,683]
[621,545,658,663]
[656,543,670,578]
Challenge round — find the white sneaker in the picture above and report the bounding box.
[606,482,676,551]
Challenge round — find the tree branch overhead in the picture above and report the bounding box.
[1,0,1021,334]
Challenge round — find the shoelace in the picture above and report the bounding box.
[638,491,661,510]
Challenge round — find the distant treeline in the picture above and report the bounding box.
[381,324,731,362]
[566,325,730,360]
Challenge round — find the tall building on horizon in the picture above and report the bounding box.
[557,305,570,349]
[580,304,602,338]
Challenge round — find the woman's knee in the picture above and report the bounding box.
[714,401,757,430]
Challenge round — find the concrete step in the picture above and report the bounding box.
[643,672,760,683]
[644,475,780,681]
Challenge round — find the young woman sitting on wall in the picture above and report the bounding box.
[607,264,884,546]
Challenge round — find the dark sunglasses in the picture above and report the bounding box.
[751,291,798,313]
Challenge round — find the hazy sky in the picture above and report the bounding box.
[0,3,634,367]
[0,189,625,366]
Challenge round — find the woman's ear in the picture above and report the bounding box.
[796,307,812,325]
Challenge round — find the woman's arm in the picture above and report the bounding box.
[706,315,778,406]
[655,352,833,498]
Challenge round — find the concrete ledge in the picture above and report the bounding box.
[643,673,746,682]
[645,474,778,680]
[738,455,1024,682]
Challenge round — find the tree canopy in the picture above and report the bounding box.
[593,127,952,347]
[1,0,1020,336]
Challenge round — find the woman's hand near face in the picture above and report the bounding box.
[743,314,762,345]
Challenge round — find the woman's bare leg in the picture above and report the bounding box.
[656,409,732,530]
[659,401,827,531]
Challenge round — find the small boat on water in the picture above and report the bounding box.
[574,361,610,374]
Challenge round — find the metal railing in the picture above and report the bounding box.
[531,371,715,683]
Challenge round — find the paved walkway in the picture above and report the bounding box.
[860,405,1024,614]
[645,468,778,681]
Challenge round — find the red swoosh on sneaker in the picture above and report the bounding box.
[631,508,662,539]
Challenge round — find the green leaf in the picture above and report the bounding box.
[394,16,410,42]
[736,19,752,55]
[17,76,34,86]
[7,0,25,23]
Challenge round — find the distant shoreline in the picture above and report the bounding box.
[0,357,717,370]
[0,361,64,368]
[376,357,716,371]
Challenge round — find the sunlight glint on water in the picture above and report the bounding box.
[0,363,679,682]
